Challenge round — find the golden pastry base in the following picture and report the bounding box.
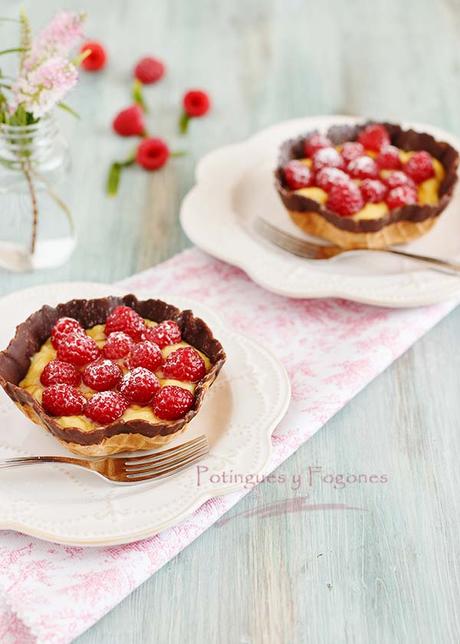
[17,399,190,457]
[58,426,190,457]
[288,210,437,249]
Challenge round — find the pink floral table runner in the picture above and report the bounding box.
[0,248,457,643]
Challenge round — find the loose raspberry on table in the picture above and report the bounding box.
[386,186,418,209]
[42,384,86,417]
[315,167,350,192]
[162,347,206,382]
[327,182,364,217]
[404,151,435,183]
[134,56,165,84]
[40,360,81,387]
[384,170,416,190]
[82,359,122,392]
[143,320,182,348]
[105,306,145,341]
[112,105,145,137]
[128,340,163,372]
[152,386,194,420]
[312,147,345,172]
[376,145,402,170]
[51,317,85,349]
[283,160,314,190]
[102,332,134,359]
[347,155,379,180]
[360,179,388,203]
[358,124,390,151]
[57,334,100,367]
[80,41,107,72]
[84,391,128,424]
[183,90,211,117]
[120,367,161,404]
[341,141,364,163]
[304,133,331,158]
[136,138,170,171]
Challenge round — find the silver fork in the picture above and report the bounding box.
[0,435,209,484]
[255,217,460,275]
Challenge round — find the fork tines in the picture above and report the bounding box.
[254,217,320,259]
[123,434,209,481]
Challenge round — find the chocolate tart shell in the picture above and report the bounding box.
[274,122,459,246]
[0,295,226,456]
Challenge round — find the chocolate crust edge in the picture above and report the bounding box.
[274,121,459,234]
[0,295,226,447]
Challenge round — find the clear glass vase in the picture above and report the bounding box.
[0,114,75,272]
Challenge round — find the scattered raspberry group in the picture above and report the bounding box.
[103,47,211,194]
[282,124,438,217]
[40,310,203,425]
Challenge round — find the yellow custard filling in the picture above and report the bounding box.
[20,320,211,431]
[294,150,445,220]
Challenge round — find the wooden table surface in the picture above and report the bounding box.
[3,0,460,642]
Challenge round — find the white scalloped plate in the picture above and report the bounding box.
[0,283,290,546]
[180,115,460,307]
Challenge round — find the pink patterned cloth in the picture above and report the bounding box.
[0,248,456,643]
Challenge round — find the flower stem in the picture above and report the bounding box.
[21,160,39,254]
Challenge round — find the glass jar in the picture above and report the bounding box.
[0,114,75,272]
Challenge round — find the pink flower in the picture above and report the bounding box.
[24,11,85,70]
[11,57,78,118]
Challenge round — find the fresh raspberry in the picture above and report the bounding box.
[102,331,134,359]
[57,334,100,367]
[384,170,416,190]
[183,90,211,117]
[42,384,86,417]
[386,186,418,210]
[136,138,170,171]
[376,145,402,170]
[162,347,206,382]
[347,155,379,180]
[80,41,107,72]
[327,182,364,217]
[283,160,314,190]
[315,167,350,192]
[360,179,388,203]
[112,105,145,137]
[128,340,163,372]
[40,360,81,387]
[341,141,364,163]
[51,317,84,349]
[404,151,435,183]
[82,359,122,392]
[304,133,331,158]
[143,320,182,348]
[153,385,194,420]
[84,391,128,424]
[119,367,161,404]
[105,306,145,341]
[358,124,390,151]
[312,147,345,172]
[134,57,165,84]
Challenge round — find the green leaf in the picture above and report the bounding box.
[106,162,122,197]
[132,79,147,113]
[171,150,188,157]
[0,47,25,56]
[73,48,91,67]
[58,102,80,119]
[179,112,190,135]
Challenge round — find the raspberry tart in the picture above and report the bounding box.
[275,122,459,248]
[0,295,225,456]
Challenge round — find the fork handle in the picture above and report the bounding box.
[375,248,460,275]
[0,455,90,470]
